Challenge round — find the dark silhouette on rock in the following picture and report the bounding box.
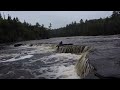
[59,41,63,46]
[62,43,73,45]
[57,41,73,46]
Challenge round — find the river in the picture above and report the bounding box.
[0,35,120,79]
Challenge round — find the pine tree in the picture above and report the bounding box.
[0,13,3,20]
[49,23,52,29]
[80,19,84,24]
[7,14,12,21]
[13,17,16,21]
[15,17,19,22]
[42,24,44,28]
[36,22,40,27]
[112,11,120,17]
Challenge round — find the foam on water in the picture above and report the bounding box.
[56,65,80,79]
[0,55,33,63]
[0,44,55,63]
[0,44,81,79]
[40,53,81,64]
[21,44,56,54]
[37,65,80,79]
[32,53,81,79]
[0,54,18,58]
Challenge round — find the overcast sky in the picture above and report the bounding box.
[0,11,113,29]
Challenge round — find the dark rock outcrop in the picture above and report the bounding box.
[14,44,23,47]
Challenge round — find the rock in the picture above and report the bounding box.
[14,44,23,47]
[94,72,120,79]
[29,44,33,46]
[62,44,73,45]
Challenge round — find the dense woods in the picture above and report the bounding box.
[0,14,50,43]
[0,11,120,43]
[51,11,120,37]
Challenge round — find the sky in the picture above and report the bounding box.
[0,11,113,29]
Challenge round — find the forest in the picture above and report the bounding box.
[0,11,120,43]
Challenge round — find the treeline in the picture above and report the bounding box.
[50,11,120,37]
[0,11,120,43]
[0,14,50,43]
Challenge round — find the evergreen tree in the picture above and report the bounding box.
[1,11,120,43]
[49,23,52,30]
[0,13,3,20]
[80,19,84,24]
[15,17,19,22]
[36,22,40,27]
[7,14,12,21]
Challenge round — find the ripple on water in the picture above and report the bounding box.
[0,55,33,63]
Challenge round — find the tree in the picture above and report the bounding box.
[15,17,19,22]
[13,17,16,22]
[1,11,120,43]
[74,21,77,24]
[85,19,88,23]
[49,23,52,29]
[0,14,50,43]
[42,24,44,28]
[35,22,40,27]
[72,22,74,24]
[112,11,120,17]
[80,19,84,24]
[0,13,3,20]
[7,14,12,21]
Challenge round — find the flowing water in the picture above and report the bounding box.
[0,34,120,79]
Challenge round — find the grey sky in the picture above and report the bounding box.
[0,11,113,29]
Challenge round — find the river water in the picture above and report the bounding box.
[0,35,120,79]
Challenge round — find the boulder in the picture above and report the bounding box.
[14,44,23,47]
[29,44,33,46]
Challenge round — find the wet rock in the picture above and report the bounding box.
[18,76,25,79]
[83,72,99,79]
[82,44,120,79]
[14,44,23,47]
[94,72,120,79]
[29,44,33,46]
[38,77,46,79]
